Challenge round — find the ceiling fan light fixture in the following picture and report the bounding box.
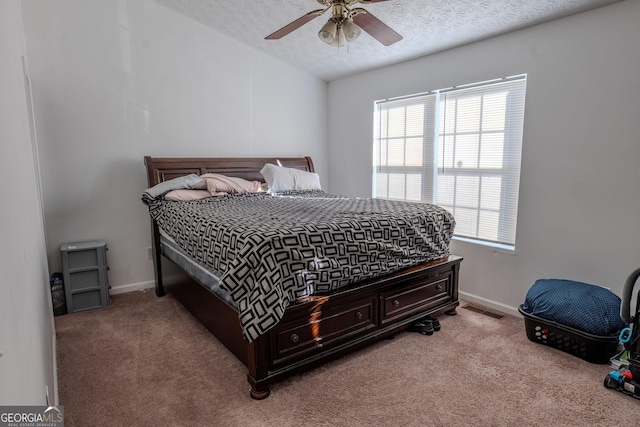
[266,1,402,48]
[330,24,346,47]
[318,19,337,45]
[342,19,361,42]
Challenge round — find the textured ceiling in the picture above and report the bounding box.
[153,0,622,81]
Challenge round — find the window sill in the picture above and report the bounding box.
[452,236,516,254]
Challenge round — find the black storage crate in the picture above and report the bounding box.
[519,305,619,364]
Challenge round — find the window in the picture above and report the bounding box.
[373,75,527,249]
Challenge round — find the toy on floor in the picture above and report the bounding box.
[604,268,640,399]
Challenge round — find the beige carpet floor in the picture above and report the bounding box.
[55,290,638,426]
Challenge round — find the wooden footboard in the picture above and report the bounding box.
[143,155,462,398]
[158,249,461,398]
[246,255,461,398]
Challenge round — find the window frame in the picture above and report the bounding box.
[373,75,527,250]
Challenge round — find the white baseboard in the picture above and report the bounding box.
[108,282,522,317]
[458,290,521,318]
[109,280,155,295]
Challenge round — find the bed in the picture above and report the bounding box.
[143,155,462,399]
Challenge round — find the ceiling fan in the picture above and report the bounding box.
[265,0,402,48]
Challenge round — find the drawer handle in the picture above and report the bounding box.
[436,284,444,291]
[290,333,299,343]
[392,299,400,307]
[355,311,363,320]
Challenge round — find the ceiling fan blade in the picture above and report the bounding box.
[352,10,402,46]
[357,0,392,3]
[265,9,325,40]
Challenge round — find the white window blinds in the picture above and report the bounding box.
[373,75,527,248]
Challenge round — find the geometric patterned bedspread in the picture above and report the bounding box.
[147,190,455,342]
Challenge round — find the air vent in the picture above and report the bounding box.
[462,304,504,319]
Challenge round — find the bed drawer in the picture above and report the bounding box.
[380,272,453,325]
[269,297,377,368]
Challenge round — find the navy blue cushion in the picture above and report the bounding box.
[522,279,627,336]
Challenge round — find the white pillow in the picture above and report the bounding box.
[260,163,321,192]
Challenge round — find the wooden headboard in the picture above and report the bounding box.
[144,156,315,187]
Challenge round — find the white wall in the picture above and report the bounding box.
[0,0,57,405]
[21,0,328,293]
[328,0,640,314]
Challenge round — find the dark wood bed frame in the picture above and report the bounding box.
[144,156,462,399]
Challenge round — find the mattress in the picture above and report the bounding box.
[159,229,235,308]
[148,190,455,341]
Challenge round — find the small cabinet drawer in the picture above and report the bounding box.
[270,297,377,368]
[380,273,452,325]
